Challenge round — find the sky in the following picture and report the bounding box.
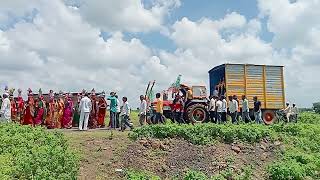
[0,0,319,108]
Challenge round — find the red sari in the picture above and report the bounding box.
[34,99,44,126]
[23,97,34,125]
[97,97,107,128]
[11,99,17,122]
[17,97,25,124]
[89,97,98,129]
[62,98,73,129]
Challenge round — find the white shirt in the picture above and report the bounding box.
[121,101,130,116]
[116,99,121,113]
[1,98,11,120]
[139,99,147,115]
[79,96,92,113]
[222,99,227,112]
[284,106,292,115]
[242,99,249,112]
[291,107,298,115]
[216,100,223,112]
[229,99,238,113]
[209,98,216,111]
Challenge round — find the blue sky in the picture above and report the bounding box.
[0,0,319,107]
[124,0,273,52]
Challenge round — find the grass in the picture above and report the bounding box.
[62,111,320,179]
[128,112,320,179]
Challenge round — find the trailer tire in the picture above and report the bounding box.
[262,110,276,125]
[186,104,208,124]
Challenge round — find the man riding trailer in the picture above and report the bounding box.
[209,64,286,124]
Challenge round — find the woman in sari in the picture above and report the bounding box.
[56,94,64,129]
[34,96,45,126]
[16,89,25,124]
[89,89,98,129]
[53,99,59,128]
[23,88,34,125]
[97,93,107,128]
[10,96,17,122]
[45,91,55,129]
[72,94,81,127]
[62,94,73,129]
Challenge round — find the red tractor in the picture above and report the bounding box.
[152,84,209,124]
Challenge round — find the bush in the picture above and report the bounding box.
[0,124,79,180]
[129,123,272,145]
[184,170,208,180]
[129,113,320,180]
[125,169,160,180]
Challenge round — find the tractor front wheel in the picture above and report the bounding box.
[186,104,208,124]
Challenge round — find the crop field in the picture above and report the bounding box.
[1,112,320,180]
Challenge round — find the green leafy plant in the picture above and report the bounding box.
[0,124,79,180]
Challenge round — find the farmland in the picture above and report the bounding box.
[1,112,320,179]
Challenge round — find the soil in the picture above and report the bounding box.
[65,129,279,180]
[122,138,279,180]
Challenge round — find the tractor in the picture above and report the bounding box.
[160,84,209,124]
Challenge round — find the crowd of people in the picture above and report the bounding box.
[0,85,299,130]
[207,95,299,124]
[0,87,135,131]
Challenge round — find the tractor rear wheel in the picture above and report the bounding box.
[186,103,208,124]
[262,110,276,125]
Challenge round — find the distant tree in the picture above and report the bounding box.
[313,102,320,114]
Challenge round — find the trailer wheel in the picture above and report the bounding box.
[186,104,208,124]
[263,110,276,125]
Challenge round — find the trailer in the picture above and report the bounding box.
[209,64,285,124]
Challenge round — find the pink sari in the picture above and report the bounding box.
[34,100,44,126]
[62,99,73,129]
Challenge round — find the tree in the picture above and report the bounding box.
[313,102,320,114]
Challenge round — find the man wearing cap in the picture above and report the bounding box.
[0,93,11,123]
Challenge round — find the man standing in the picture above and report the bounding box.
[221,96,227,123]
[253,96,263,124]
[0,93,11,123]
[172,95,184,124]
[229,95,238,124]
[283,102,292,123]
[291,103,298,122]
[216,97,223,124]
[107,92,118,128]
[209,96,216,123]
[115,95,121,128]
[120,97,133,131]
[155,93,164,124]
[241,95,251,123]
[79,93,92,131]
[138,95,147,126]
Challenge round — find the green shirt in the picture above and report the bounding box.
[107,96,118,112]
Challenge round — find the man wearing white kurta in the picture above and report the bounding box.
[139,95,147,126]
[0,93,11,123]
[79,93,92,131]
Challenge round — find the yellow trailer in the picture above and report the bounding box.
[209,64,285,124]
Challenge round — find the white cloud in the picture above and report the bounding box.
[0,0,319,108]
[64,0,181,32]
[258,0,320,106]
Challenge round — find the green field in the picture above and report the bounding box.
[1,112,320,179]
